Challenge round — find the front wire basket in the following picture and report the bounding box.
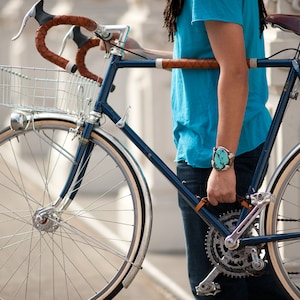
[0,65,101,115]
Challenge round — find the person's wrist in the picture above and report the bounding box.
[211,146,235,171]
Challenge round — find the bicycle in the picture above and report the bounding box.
[0,1,299,299]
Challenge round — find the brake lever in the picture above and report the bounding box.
[12,0,53,41]
[58,26,78,56]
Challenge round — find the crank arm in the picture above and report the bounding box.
[195,261,223,296]
[224,192,274,250]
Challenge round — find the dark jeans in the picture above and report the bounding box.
[177,144,291,300]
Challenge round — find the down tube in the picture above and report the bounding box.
[101,102,230,237]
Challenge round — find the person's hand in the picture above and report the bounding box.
[99,34,143,59]
[206,168,236,206]
[99,34,172,60]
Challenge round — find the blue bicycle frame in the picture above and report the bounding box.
[59,52,300,245]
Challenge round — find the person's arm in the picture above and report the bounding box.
[126,46,172,60]
[100,35,172,59]
[205,21,249,206]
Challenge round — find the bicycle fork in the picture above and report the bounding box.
[53,119,97,210]
[30,115,98,233]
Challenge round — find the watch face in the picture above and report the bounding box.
[214,148,229,170]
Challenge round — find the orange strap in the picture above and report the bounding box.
[195,197,209,212]
[238,198,253,210]
[195,195,253,212]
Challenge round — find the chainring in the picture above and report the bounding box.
[205,210,265,278]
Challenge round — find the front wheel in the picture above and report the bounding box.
[266,144,300,299]
[0,114,152,299]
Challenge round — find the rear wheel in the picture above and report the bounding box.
[266,144,300,299]
[0,115,152,299]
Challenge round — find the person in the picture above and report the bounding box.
[100,0,291,299]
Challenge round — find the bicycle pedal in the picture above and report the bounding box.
[195,281,221,296]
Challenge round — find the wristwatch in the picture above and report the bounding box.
[211,146,235,171]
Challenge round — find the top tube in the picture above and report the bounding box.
[114,57,294,70]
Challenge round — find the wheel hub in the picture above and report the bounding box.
[32,207,60,232]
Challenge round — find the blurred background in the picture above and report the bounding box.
[0,0,182,252]
[0,1,188,299]
[0,0,299,299]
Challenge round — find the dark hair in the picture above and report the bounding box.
[163,0,268,42]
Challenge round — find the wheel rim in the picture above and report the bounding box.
[266,151,300,299]
[0,119,145,299]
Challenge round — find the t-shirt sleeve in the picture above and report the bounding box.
[192,1,243,26]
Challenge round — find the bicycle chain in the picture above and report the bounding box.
[205,210,265,278]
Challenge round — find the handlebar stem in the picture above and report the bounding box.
[95,25,130,57]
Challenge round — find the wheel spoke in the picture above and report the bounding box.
[0,118,149,299]
[266,146,300,299]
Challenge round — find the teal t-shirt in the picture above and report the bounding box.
[172,0,271,168]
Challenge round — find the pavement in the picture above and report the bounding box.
[116,251,194,300]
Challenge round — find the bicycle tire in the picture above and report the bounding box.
[0,114,152,300]
[266,143,300,299]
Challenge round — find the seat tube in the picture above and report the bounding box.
[248,61,298,194]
